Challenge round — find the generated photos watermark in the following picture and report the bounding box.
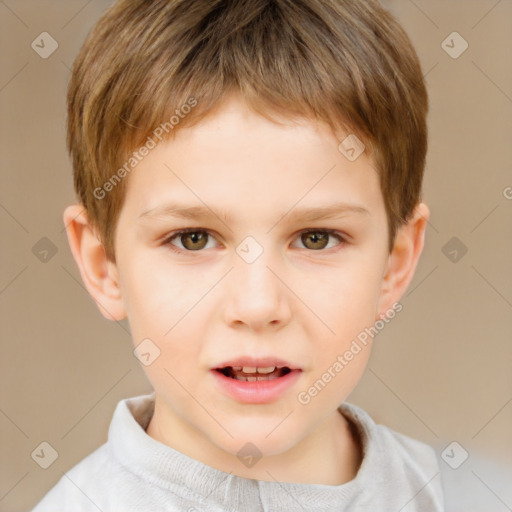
[297,301,403,405]
[93,97,198,200]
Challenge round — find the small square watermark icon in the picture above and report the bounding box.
[32,237,58,263]
[134,338,161,366]
[441,441,469,469]
[236,442,262,468]
[236,236,264,264]
[442,236,468,263]
[31,441,58,469]
[441,32,468,59]
[31,32,59,59]
[338,134,365,162]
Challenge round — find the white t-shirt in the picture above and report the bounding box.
[31,393,445,511]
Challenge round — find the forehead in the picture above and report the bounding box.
[119,97,385,224]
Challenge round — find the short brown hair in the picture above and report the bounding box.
[67,0,428,261]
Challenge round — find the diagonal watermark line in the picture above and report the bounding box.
[426,220,439,234]
[397,472,440,512]
[197,470,233,503]
[60,265,132,335]
[164,267,234,336]
[421,212,438,234]
[470,205,499,233]
[472,61,512,105]
[265,471,310,511]
[408,0,439,29]
[0,1,29,28]
[266,266,336,335]
[61,0,92,29]
[59,206,86,233]
[471,265,512,308]
[0,202,29,233]
[61,60,73,73]
[406,265,438,297]
[163,367,233,438]
[61,472,104,511]
[0,407,29,438]
[471,470,512,511]
[0,265,28,296]
[61,369,132,439]
[472,0,503,29]
[266,164,337,234]
[164,163,234,233]
[472,395,512,439]
[423,62,439,79]
[0,471,29,502]
[369,368,439,438]
[0,62,28,93]
[265,410,294,438]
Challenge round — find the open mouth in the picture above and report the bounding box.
[215,366,292,382]
[212,361,302,403]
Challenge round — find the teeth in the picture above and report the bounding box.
[239,365,278,374]
[221,365,287,381]
[257,366,276,374]
[227,365,283,381]
[232,374,278,382]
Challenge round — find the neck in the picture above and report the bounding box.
[146,399,362,486]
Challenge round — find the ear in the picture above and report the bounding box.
[63,204,127,321]
[376,202,430,319]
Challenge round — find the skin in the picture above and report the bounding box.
[64,94,429,486]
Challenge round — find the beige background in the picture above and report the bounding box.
[1,1,511,511]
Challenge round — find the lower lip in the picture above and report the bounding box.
[211,369,302,404]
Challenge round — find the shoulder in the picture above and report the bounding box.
[384,425,440,477]
[339,402,445,511]
[30,442,123,511]
[31,393,157,512]
[341,402,439,471]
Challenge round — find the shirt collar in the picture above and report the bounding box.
[108,392,384,511]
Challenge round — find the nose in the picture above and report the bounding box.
[224,247,292,332]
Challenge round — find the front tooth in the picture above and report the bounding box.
[242,366,257,373]
[256,366,275,374]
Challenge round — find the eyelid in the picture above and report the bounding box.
[164,227,349,253]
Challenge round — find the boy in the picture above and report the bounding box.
[32,0,445,510]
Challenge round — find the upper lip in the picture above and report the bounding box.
[213,356,301,370]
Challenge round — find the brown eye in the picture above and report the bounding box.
[296,229,347,252]
[180,231,208,250]
[167,230,212,251]
[301,231,329,250]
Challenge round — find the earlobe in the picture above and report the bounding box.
[376,202,430,318]
[63,205,127,321]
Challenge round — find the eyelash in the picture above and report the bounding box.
[163,228,347,254]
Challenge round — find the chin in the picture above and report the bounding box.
[209,421,302,459]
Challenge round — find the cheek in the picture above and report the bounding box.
[120,260,206,392]
[119,255,199,338]
[119,257,213,378]
[304,260,383,339]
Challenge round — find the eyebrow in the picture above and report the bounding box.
[137,201,370,227]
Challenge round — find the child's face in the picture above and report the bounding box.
[110,95,397,459]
